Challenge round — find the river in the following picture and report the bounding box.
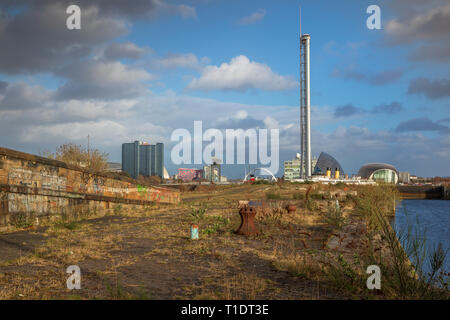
[394,200,450,280]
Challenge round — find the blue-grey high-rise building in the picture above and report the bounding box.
[122,141,164,179]
[122,140,140,179]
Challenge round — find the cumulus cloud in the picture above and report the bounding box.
[385,1,450,63]
[0,82,53,110]
[385,3,450,44]
[408,77,450,100]
[371,102,403,114]
[368,68,405,86]
[0,3,128,74]
[186,55,298,92]
[395,117,450,134]
[1,0,196,21]
[332,66,405,86]
[103,42,147,60]
[331,65,365,81]
[237,8,266,25]
[334,102,403,118]
[54,60,152,100]
[152,53,210,71]
[21,120,128,146]
[214,110,265,129]
[0,0,196,74]
[334,104,363,118]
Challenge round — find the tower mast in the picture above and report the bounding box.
[299,10,311,179]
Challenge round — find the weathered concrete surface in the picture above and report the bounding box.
[0,147,180,225]
[397,185,444,199]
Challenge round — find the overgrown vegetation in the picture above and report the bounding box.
[349,185,449,299]
[266,191,281,200]
[292,192,305,200]
[10,213,33,229]
[189,202,208,224]
[41,143,109,173]
[322,202,347,231]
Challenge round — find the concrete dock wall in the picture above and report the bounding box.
[397,185,444,199]
[0,147,180,225]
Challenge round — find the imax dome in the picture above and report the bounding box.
[357,163,398,184]
[313,152,344,176]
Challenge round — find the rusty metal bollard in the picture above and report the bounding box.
[285,204,296,213]
[235,205,259,236]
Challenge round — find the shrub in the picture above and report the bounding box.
[10,213,33,229]
[189,202,208,224]
[322,204,347,231]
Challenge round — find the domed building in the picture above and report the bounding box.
[313,152,344,177]
[357,163,398,184]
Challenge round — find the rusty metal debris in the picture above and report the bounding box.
[235,205,259,236]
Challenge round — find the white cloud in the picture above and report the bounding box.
[186,55,298,92]
[103,42,147,60]
[55,60,153,100]
[385,3,450,43]
[21,120,127,146]
[152,53,210,71]
[238,8,266,25]
[0,82,52,110]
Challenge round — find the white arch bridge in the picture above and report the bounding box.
[243,168,277,182]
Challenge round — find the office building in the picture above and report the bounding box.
[122,140,164,179]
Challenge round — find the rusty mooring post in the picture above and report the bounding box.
[235,205,258,236]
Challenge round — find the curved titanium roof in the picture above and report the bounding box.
[357,163,398,179]
[313,152,344,176]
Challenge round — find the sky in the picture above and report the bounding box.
[0,0,449,178]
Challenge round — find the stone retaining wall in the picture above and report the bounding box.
[0,147,180,225]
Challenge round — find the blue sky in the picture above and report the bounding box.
[0,0,449,178]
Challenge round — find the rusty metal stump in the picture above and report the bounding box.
[235,205,259,236]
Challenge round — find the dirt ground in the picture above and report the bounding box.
[0,183,365,300]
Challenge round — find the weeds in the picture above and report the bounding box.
[189,202,208,224]
[203,216,230,235]
[292,192,305,200]
[266,191,281,200]
[352,185,449,299]
[305,199,317,212]
[113,204,123,215]
[10,213,33,229]
[322,204,347,231]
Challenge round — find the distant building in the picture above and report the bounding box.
[178,168,203,182]
[398,171,410,184]
[358,163,398,184]
[284,157,318,181]
[204,164,221,183]
[122,140,164,179]
[313,152,344,177]
[106,162,122,173]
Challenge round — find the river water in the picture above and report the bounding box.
[394,200,450,279]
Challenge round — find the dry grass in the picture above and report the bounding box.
[2,183,444,300]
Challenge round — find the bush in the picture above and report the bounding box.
[189,202,208,224]
[10,213,33,229]
[44,143,109,173]
[322,204,347,231]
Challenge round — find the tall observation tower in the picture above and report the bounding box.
[299,16,312,179]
